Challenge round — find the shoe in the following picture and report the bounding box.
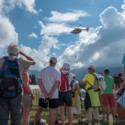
[55,121,58,125]
[104,120,109,124]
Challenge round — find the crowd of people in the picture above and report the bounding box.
[0,44,125,125]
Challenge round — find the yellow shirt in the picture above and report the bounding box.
[82,73,101,107]
[82,73,96,91]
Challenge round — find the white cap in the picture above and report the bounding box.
[62,62,70,69]
[50,57,57,64]
[72,74,76,77]
[88,64,96,70]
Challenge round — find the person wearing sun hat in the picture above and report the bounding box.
[59,62,73,125]
[0,44,36,125]
[82,64,101,125]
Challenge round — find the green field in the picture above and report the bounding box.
[28,104,125,125]
[8,89,125,125]
[28,89,125,125]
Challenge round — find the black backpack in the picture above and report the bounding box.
[0,56,22,98]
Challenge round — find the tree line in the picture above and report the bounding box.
[29,74,37,85]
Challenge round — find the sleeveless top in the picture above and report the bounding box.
[22,73,31,94]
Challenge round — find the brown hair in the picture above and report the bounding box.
[104,68,109,74]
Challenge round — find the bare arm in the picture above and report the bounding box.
[112,83,115,89]
[82,81,86,85]
[38,79,48,98]
[98,72,103,76]
[0,58,4,70]
[124,64,125,75]
[48,80,60,98]
[22,73,34,99]
[75,84,81,96]
[19,51,36,65]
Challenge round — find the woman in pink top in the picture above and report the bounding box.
[22,67,35,125]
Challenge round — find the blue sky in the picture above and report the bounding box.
[0,0,125,70]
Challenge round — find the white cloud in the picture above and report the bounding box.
[0,0,38,14]
[38,35,59,54]
[39,10,89,36]
[0,0,38,55]
[39,21,72,36]
[100,6,125,28]
[29,33,38,38]
[18,5,125,70]
[57,6,125,69]
[20,35,60,69]
[20,0,37,14]
[121,0,125,14]
[47,10,89,23]
[0,15,18,53]
[1,0,125,71]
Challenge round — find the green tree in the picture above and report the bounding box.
[29,74,36,85]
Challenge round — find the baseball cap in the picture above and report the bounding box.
[62,62,70,69]
[72,74,76,78]
[88,64,96,70]
[50,57,57,64]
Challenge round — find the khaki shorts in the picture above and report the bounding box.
[86,107,99,121]
[73,96,81,114]
[22,94,33,107]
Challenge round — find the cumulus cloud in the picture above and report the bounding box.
[0,0,38,14]
[0,0,38,55]
[29,33,38,38]
[121,0,125,14]
[47,10,89,23]
[1,0,125,71]
[39,10,89,36]
[20,0,37,14]
[20,35,60,69]
[57,6,125,69]
[28,6,125,70]
[7,5,124,70]
[0,15,18,53]
[39,21,72,36]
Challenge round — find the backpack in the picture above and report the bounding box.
[0,56,22,98]
[36,118,46,125]
[70,80,76,97]
[87,73,101,91]
[70,79,79,106]
[59,72,69,91]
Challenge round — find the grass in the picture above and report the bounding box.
[28,107,125,125]
[8,89,125,125]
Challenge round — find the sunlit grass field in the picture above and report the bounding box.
[8,89,125,125]
[29,89,125,125]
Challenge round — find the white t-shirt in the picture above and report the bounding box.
[38,66,60,99]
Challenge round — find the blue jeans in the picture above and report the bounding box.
[0,95,22,125]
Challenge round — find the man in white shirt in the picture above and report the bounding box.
[34,57,60,125]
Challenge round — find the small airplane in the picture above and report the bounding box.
[71,25,90,34]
